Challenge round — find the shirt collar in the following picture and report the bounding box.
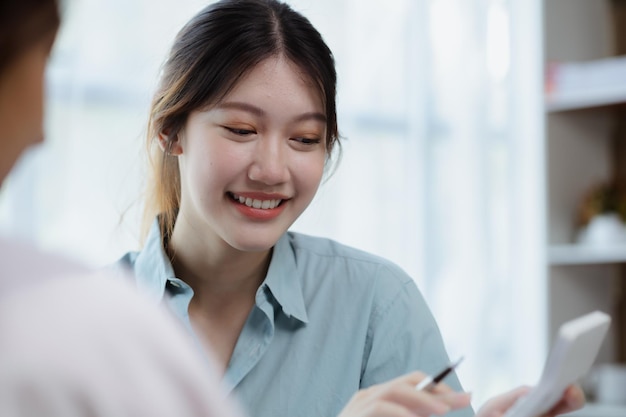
[263,233,309,324]
[133,218,174,302]
[134,220,309,324]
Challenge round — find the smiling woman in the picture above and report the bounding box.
[0,0,584,415]
[115,1,473,417]
[113,2,585,417]
[143,5,339,246]
[163,57,327,252]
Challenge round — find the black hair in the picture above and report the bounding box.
[144,0,339,240]
[0,0,60,74]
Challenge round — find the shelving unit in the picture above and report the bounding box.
[549,244,626,265]
[546,87,626,112]
[544,0,626,415]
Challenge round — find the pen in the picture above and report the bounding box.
[415,356,464,391]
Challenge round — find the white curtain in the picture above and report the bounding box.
[0,0,546,409]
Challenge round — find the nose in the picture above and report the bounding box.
[247,136,290,185]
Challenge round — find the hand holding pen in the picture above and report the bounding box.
[338,357,471,417]
[415,357,465,392]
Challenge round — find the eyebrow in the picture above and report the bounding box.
[217,101,327,123]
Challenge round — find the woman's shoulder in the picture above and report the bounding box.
[283,232,429,331]
[285,231,414,286]
[110,221,170,276]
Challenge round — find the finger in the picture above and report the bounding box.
[379,384,469,416]
[496,386,531,409]
[477,385,532,417]
[429,381,461,395]
[362,401,423,417]
[370,384,448,415]
[397,370,430,387]
[435,391,473,409]
[542,385,586,417]
[563,384,585,410]
[407,371,459,396]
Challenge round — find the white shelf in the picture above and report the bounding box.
[549,244,626,265]
[567,403,626,417]
[545,86,626,112]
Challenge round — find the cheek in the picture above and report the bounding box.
[186,155,221,194]
[3,51,46,145]
[294,152,326,196]
[183,141,245,193]
[20,50,47,144]
[0,47,47,181]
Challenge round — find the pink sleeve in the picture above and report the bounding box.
[0,272,245,417]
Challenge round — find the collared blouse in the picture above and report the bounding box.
[117,220,473,417]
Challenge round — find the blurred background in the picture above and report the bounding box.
[7,0,626,413]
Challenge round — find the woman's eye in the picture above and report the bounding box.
[224,127,255,136]
[291,137,321,145]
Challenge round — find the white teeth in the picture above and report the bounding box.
[232,193,281,209]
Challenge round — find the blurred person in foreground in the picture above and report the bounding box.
[0,1,244,416]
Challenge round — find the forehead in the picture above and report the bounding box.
[219,56,324,113]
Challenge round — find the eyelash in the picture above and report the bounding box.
[225,127,255,136]
[292,137,321,145]
[223,127,321,145]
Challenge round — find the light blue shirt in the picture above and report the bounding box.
[117,220,473,417]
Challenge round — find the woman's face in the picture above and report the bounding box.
[172,56,327,252]
[0,34,53,182]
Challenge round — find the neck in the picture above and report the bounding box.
[167,220,272,302]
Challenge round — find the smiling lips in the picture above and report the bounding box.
[229,192,286,220]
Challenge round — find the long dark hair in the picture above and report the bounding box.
[143,0,339,241]
[0,0,60,74]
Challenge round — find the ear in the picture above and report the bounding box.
[157,129,183,156]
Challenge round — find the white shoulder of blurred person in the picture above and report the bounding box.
[0,1,244,416]
[0,239,244,417]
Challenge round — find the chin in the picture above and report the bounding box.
[224,221,291,253]
[233,242,276,253]
[226,234,281,253]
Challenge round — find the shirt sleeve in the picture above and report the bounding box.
[360,264,475,417]
[0,272,246,417]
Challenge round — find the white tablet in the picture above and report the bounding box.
[502,310,611,417]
